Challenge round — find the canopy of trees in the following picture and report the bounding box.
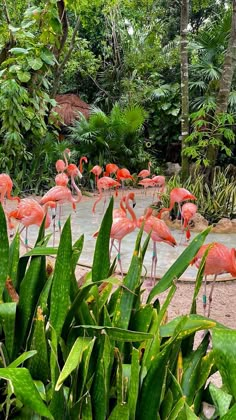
[0,0,236,190]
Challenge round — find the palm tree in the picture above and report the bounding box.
[69,103,149,170]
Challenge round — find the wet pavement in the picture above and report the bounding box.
[9,190,236,282]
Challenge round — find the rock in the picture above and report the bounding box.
[231,219,236,233]
[212,218,233,233]
[165,162,181,176]
[191,213,208,232]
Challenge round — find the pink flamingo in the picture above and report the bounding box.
[40,184,82,244]
[8,198,56,249]
[55,173,69,187]
[79,156,88,173]
[90,165,103,189]
[138,178,156,195]
[137,208,176,285]
[116,168,134,191]
[55,148,70,173]
[94,192,137,277]
[0,174,20,206]
[158,187,197,220]
[92,177,121,213]
[192,243,236,317]
[112,192,136,219]
[138,161,152,179]
[105,163,119,177]
[181,202,198,242]
[152,175,166,200]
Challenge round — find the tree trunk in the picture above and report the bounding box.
[180,0,190,181]
[207,0,236,166]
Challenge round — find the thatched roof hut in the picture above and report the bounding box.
[52,94,90,126]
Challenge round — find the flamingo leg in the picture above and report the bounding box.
[52,206,57,247]
[110,238,115,257]
[58,205,62,237]
[113,241,123,278]
[203,275,207,317]
[151,241,158,287]
[207,274,217,318]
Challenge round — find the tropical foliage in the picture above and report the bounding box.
[0,198,236,418]
[160,165,236,223]
[69,103,151,172]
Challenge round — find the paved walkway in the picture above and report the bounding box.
[8,190,236,282]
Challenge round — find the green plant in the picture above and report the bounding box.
[160,165,236,223]
[0,198,235,418]
[69,103,151,172]
[184,108,235,167]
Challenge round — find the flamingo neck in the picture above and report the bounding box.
[64,150,69,169]
[79,157,87,173]
[120,196,126,214]
[126,198,137,224]
[92,191,103,213]
[71,177,82,203]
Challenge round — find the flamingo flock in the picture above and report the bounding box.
[1,154,236,318]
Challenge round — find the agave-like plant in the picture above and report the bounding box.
[0,199,235,418]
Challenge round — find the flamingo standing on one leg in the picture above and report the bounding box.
[137,208,176,285]
[180,202,198,243]
[158,187,197,220]
[0,174,20,207]
[93,193,137,277]
[191,243,236,317]
[138,161,152,179]
[8,198,56,249]
[92,177,121,213]
[90,165,103,190]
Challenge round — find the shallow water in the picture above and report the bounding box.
[11,190,236,281]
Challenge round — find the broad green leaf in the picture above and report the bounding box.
[55,337,92,391]
[181,333,210,405]
[50,217,72,337]
[212,328,236,399]
[27,308,49,383]
[92,197,113,282]
[91,334,112,420]
[24,247,57,257]
[0,303,16,359]
[108,404,129,419]
[168,396,185,420]
[10,47,29,55]
[160,315,217,338]
[209,382,232,418]
[17,71,31,82]
[113,229,144,330]
[75,325,153,342]
[27,57,43,70]
[221,403,236,419]
[8,350,37,368]
[147,227,211,301]
[185,402,199,419]
[0,368,53,419]
[137,342,171,418]
[129,347,140,420]
[40,48,55,65]
[0,204,9,299]
[8,232,20,286]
